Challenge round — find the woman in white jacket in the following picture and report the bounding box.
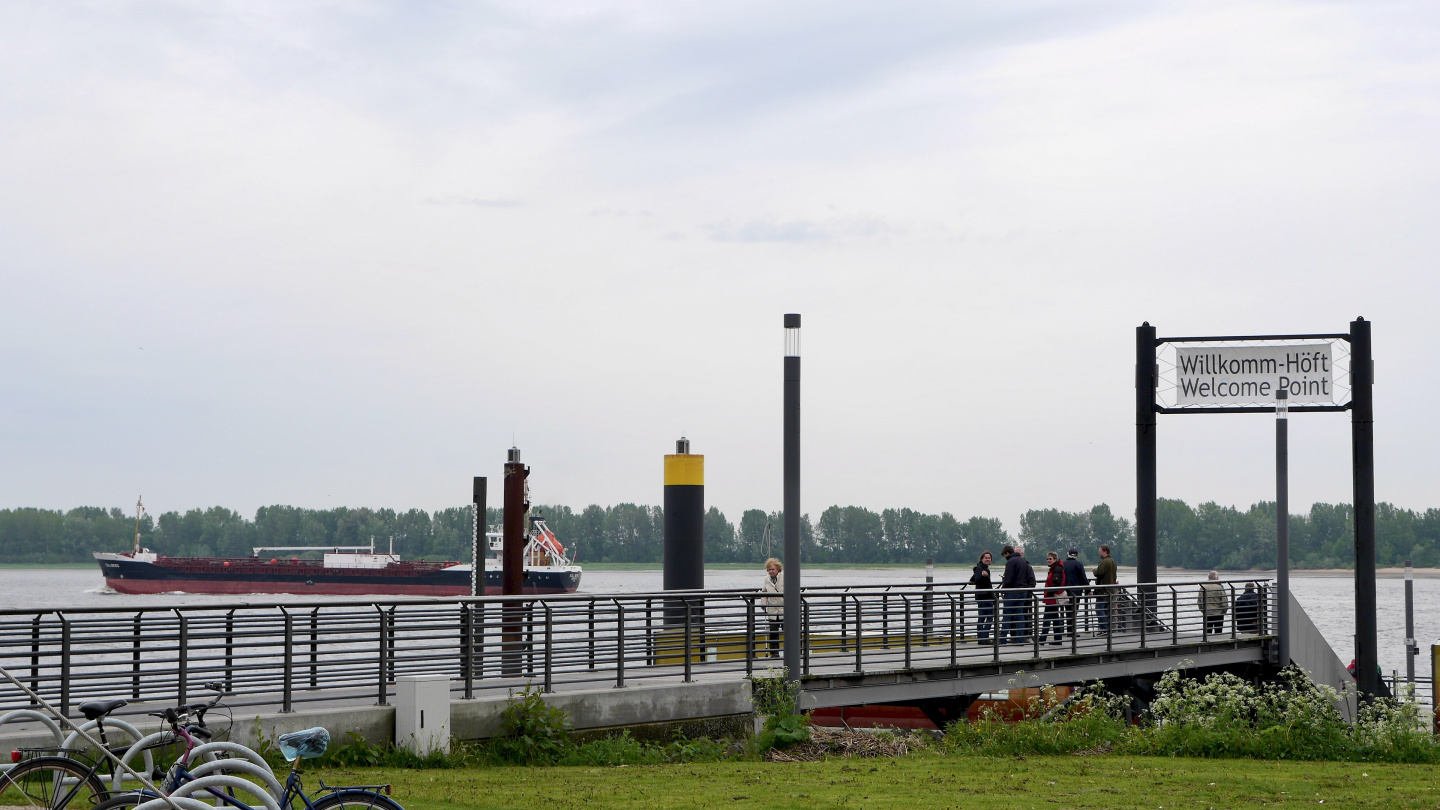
[761,558,783,658]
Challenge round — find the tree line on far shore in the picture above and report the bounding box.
[1,498,1436,569]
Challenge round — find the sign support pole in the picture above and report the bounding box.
[783,314,802,683]
[1275,391,1290,669]
[472,477,486,598]
[1350,317,1379,701]
[1135,323,1158,588]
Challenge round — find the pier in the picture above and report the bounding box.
[0,577,1351,750]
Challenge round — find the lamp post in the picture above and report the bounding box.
[783,314,801,682]
[1276,389,1290,669]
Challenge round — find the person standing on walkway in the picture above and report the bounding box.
[761,558,784,657]
[1001,545,1036,644]
[970,551,995,642]
[1041,551,1067,645]
[1199,570,1228,636]
[1093,544,1117,634]
[1235,582,1260,634]
[1062,548,1089,637]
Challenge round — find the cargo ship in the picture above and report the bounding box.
[95,500,580,597]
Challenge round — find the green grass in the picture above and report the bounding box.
[313,752,1440,809]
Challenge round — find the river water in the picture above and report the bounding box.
[1,566,1434,697]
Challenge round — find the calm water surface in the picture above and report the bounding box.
[1,566,1433,694]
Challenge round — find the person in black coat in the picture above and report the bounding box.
[1000,545,1036,644]
[969,551,995,641]
[1062,549,1089,638]
[1235,582,1260,634]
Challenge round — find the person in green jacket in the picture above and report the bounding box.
[1199,570,1228,636]
[1093,544,1117,633]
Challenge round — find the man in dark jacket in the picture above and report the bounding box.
[1000,545,1036,644]
[1062,549,1089,638]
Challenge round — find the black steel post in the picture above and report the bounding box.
[923,558,934,643]
[664,438,705,632]
[503,448,529,677]
[133,613,143,699]
[281,608,293,713]
[783,313,802,682]
[1351,317,1380,700]
[472,477,487,598]
[1405,561,1416,692]
[1277,389,1291,668]
[461,604,474,699]
[615,601,627,688]
[175,610,188,707]
[1136,323,1158,589]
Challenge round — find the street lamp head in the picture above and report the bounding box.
[784,313,801,357]
[507,446,522,464]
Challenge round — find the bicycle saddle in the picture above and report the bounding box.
[78,699,128,720]
[278,727,330,761]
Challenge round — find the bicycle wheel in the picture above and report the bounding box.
[0,756,110,810]
[310,790,406,810]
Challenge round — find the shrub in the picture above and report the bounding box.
[490,684,574,766]
[749,668,812,753]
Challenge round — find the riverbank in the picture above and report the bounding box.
[317,753,1438,809]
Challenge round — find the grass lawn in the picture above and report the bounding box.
[313,752,1440,809]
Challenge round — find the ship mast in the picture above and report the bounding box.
[133,496,144,554]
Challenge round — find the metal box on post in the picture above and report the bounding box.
[395,674,452,754]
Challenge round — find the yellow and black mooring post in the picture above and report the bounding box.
[663,438,704,632]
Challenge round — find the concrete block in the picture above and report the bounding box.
[396,675,452,755]
[450,680,753,741]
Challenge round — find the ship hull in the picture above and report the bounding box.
[96,555,580,597]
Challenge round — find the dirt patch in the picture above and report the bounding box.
[764,727,922,762]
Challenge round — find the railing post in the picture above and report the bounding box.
[745,595,755,676]
[1031,592,1040,659]
[223,610,235,693]
[992,593,1001,663]
[174,609,188,707]
[461,604,474,699]
[802,598,811,677]
[853,595,863,674]
[476,602,486,681]
[281,607,293,713]
[132,612,143,700]
[31,614,42,706]
[683,600,693,683]
[949,595,958,667]
[525,603,535,675]
[59,613,71,717]
[1071,592,1079,655]
[587,600,596,671]
[1171,586,1178,646]
[645,598,654,666]
[543,604,554,693]
[376,605,389,706]
[841,594,849,654]
[614,600,627,688]
[388,606,398,682]
[309,608,319,689]
[903,596,912,670]
[1106,590,1114,652]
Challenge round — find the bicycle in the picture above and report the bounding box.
[99,726,403,810]
[0,683,231,810]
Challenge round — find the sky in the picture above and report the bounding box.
[2,1,1438,532]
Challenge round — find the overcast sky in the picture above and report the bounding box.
[2,1,1438,532]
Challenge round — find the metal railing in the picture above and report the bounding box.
[0,579,1275,717]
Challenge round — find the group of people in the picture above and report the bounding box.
[967,544,1118,644]
[756,552,1263,659]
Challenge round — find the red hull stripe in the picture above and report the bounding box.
[103,579,572,596]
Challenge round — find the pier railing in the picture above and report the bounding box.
[0,579,1276,717]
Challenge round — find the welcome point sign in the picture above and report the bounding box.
[1175,344,1334,406]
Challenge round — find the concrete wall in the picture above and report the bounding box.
[0,680,755,754]
[1289,591,1359,721]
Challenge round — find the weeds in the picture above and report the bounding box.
[748,668,812,754]
[943,667,1440,764]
